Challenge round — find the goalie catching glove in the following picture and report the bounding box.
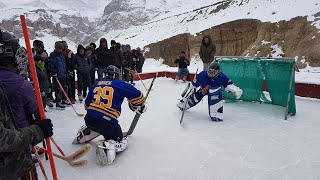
[129,102,147,114]
[225,84,243,99]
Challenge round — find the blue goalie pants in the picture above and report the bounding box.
[85,114,123,142]
[208,87,223,121]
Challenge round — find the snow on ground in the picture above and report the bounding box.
[40,78,320,180]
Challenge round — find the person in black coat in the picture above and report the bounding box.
[74,45,91,101]
[174,51,190,83]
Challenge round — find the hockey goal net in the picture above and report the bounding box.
[215,56,296,119]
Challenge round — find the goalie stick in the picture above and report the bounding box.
[123,74,157,137]
[180,68,198,124]
[37,144,92,167]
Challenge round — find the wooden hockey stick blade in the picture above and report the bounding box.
[53,153,87,167]
[76,112,85,117]
[49,144,92,162]
[69,160,88,167]
[66,144,92,162]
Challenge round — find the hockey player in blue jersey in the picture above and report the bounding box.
[73,65,146,165]
[177,61,242,121]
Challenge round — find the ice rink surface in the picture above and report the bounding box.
[41,78,320,180]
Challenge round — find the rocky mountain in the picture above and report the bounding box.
[0,0,319,65]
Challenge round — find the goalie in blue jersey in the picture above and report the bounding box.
[73,65,146,166]
[177,61,242,121]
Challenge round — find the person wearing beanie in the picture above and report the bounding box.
[86,46,97,86]
[34,55,51,110]
[110,40,116,46]
[61,41,76,104]
[110,40,123,71]
[135,47,145,73]
[48,41,68,109]
[95,38,113,80]
[89,42,97,54]
[74,44,91,102]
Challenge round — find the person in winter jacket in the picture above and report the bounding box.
[34,55,51,110]
[174,51,190,82]
[86,46,96,86]
[95,38,113,80]
[122,45,133,82]
[135,47,145,73]
[199,35,216,70]
[0,84,53,180]
[110,40,123,70]
[74,45,91,101]
[89,42,97,53]
[62,41,76,104]
[0,29,53,180]
[48,41,68,109]
[32,40,54,108]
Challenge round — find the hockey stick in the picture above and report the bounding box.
[20,15,58,179]
[123,74,157,137]
[50,137,65,156]
[180,68,198,124]
[37,144,92,167]
[52,153,88,167]
[124,67,149,91]
[55,77,85,117]
[133,68,148,91]
[32,147,48,180]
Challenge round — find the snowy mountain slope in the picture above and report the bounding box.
[0,0,111,21]
[102,0,320,48]
[0,0,319,53]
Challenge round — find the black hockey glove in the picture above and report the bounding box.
[129,102,147,114]
[137,104,147,114]
[35,118,53,138]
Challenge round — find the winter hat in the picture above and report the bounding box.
[55,41,64,50]
[40,52,48,60]
[33,40,43,47]
[89,42,96,49]
[86,45,94,52]
[111,40,116,45]
[77,44,85,54]
[100,38,107,43]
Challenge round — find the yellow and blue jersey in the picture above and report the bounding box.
[85,79,145,121]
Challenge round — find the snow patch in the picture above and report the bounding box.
[270,44,284,58]
[261,40,271,45]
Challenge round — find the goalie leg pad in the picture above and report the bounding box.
[208,87,223,121]
[72,125,100,144]
[96,140,116,166]
[177,90,204,111]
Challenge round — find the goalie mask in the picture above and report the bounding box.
[207,61,220,78]
[105,65,121,80]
